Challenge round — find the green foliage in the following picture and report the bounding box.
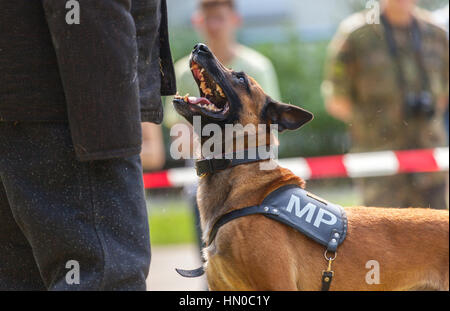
[169,30,201,63]
[252,37,349,157]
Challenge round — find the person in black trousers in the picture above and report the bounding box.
[0,0,175,290]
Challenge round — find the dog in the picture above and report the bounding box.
[173,43,449,291]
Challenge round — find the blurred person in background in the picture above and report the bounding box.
[141,123,166,171]
[165,0,280,127]
[433,4,449,141]
[322,0,449,209]
[164,0,281,261]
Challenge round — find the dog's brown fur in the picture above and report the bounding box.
[178,46,449,291]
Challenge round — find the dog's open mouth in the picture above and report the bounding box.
[174,61,230,119]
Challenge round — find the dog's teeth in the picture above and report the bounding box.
[216,84,225,98]
[209,104,219,112]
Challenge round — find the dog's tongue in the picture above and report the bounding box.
[188,96,212,106]
[192,67,202,81]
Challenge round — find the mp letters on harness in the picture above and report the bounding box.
[207,184,348,252]
[258,184,347,252]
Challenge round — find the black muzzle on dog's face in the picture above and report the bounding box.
[173,44,241,125]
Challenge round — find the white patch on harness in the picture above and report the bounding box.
[285,194,337,228]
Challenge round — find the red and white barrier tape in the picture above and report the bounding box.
[143,147,449,189]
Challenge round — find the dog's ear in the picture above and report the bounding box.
[262,98,314,132]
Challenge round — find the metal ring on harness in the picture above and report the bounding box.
[324,250,337,261]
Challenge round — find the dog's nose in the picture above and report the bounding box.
[193,43,212,55]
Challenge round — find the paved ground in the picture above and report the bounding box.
[147,244,208,291]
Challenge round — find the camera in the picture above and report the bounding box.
[404,91,435,119]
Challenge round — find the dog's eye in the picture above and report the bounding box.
[236,73,246,85]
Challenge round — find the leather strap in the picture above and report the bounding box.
[380,14,431,97]
[195,158,232,176]
[195,148,270,177]
[207,205,281,246]
[321,271,334,291]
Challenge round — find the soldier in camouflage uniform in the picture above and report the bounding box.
[322,1,449,209]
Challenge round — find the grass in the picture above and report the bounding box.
[147,199,197,246]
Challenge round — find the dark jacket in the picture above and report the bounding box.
[0,0,176,161]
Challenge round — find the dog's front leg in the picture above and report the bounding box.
[205,217,301,291]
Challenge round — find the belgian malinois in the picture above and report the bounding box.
[173,43,449,291]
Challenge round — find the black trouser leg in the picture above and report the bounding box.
[0,179,47,290]
[0,122,150,290]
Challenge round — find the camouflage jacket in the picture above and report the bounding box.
[323,9,449,152]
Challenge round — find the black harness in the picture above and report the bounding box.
[177,153,348,291]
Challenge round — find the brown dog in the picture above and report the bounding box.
[173,44,449,291]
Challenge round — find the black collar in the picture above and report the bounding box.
[195,148,269,177]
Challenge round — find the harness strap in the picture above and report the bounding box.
[207,205,280,246]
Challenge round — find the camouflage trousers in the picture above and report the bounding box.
[357,172,449,209]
